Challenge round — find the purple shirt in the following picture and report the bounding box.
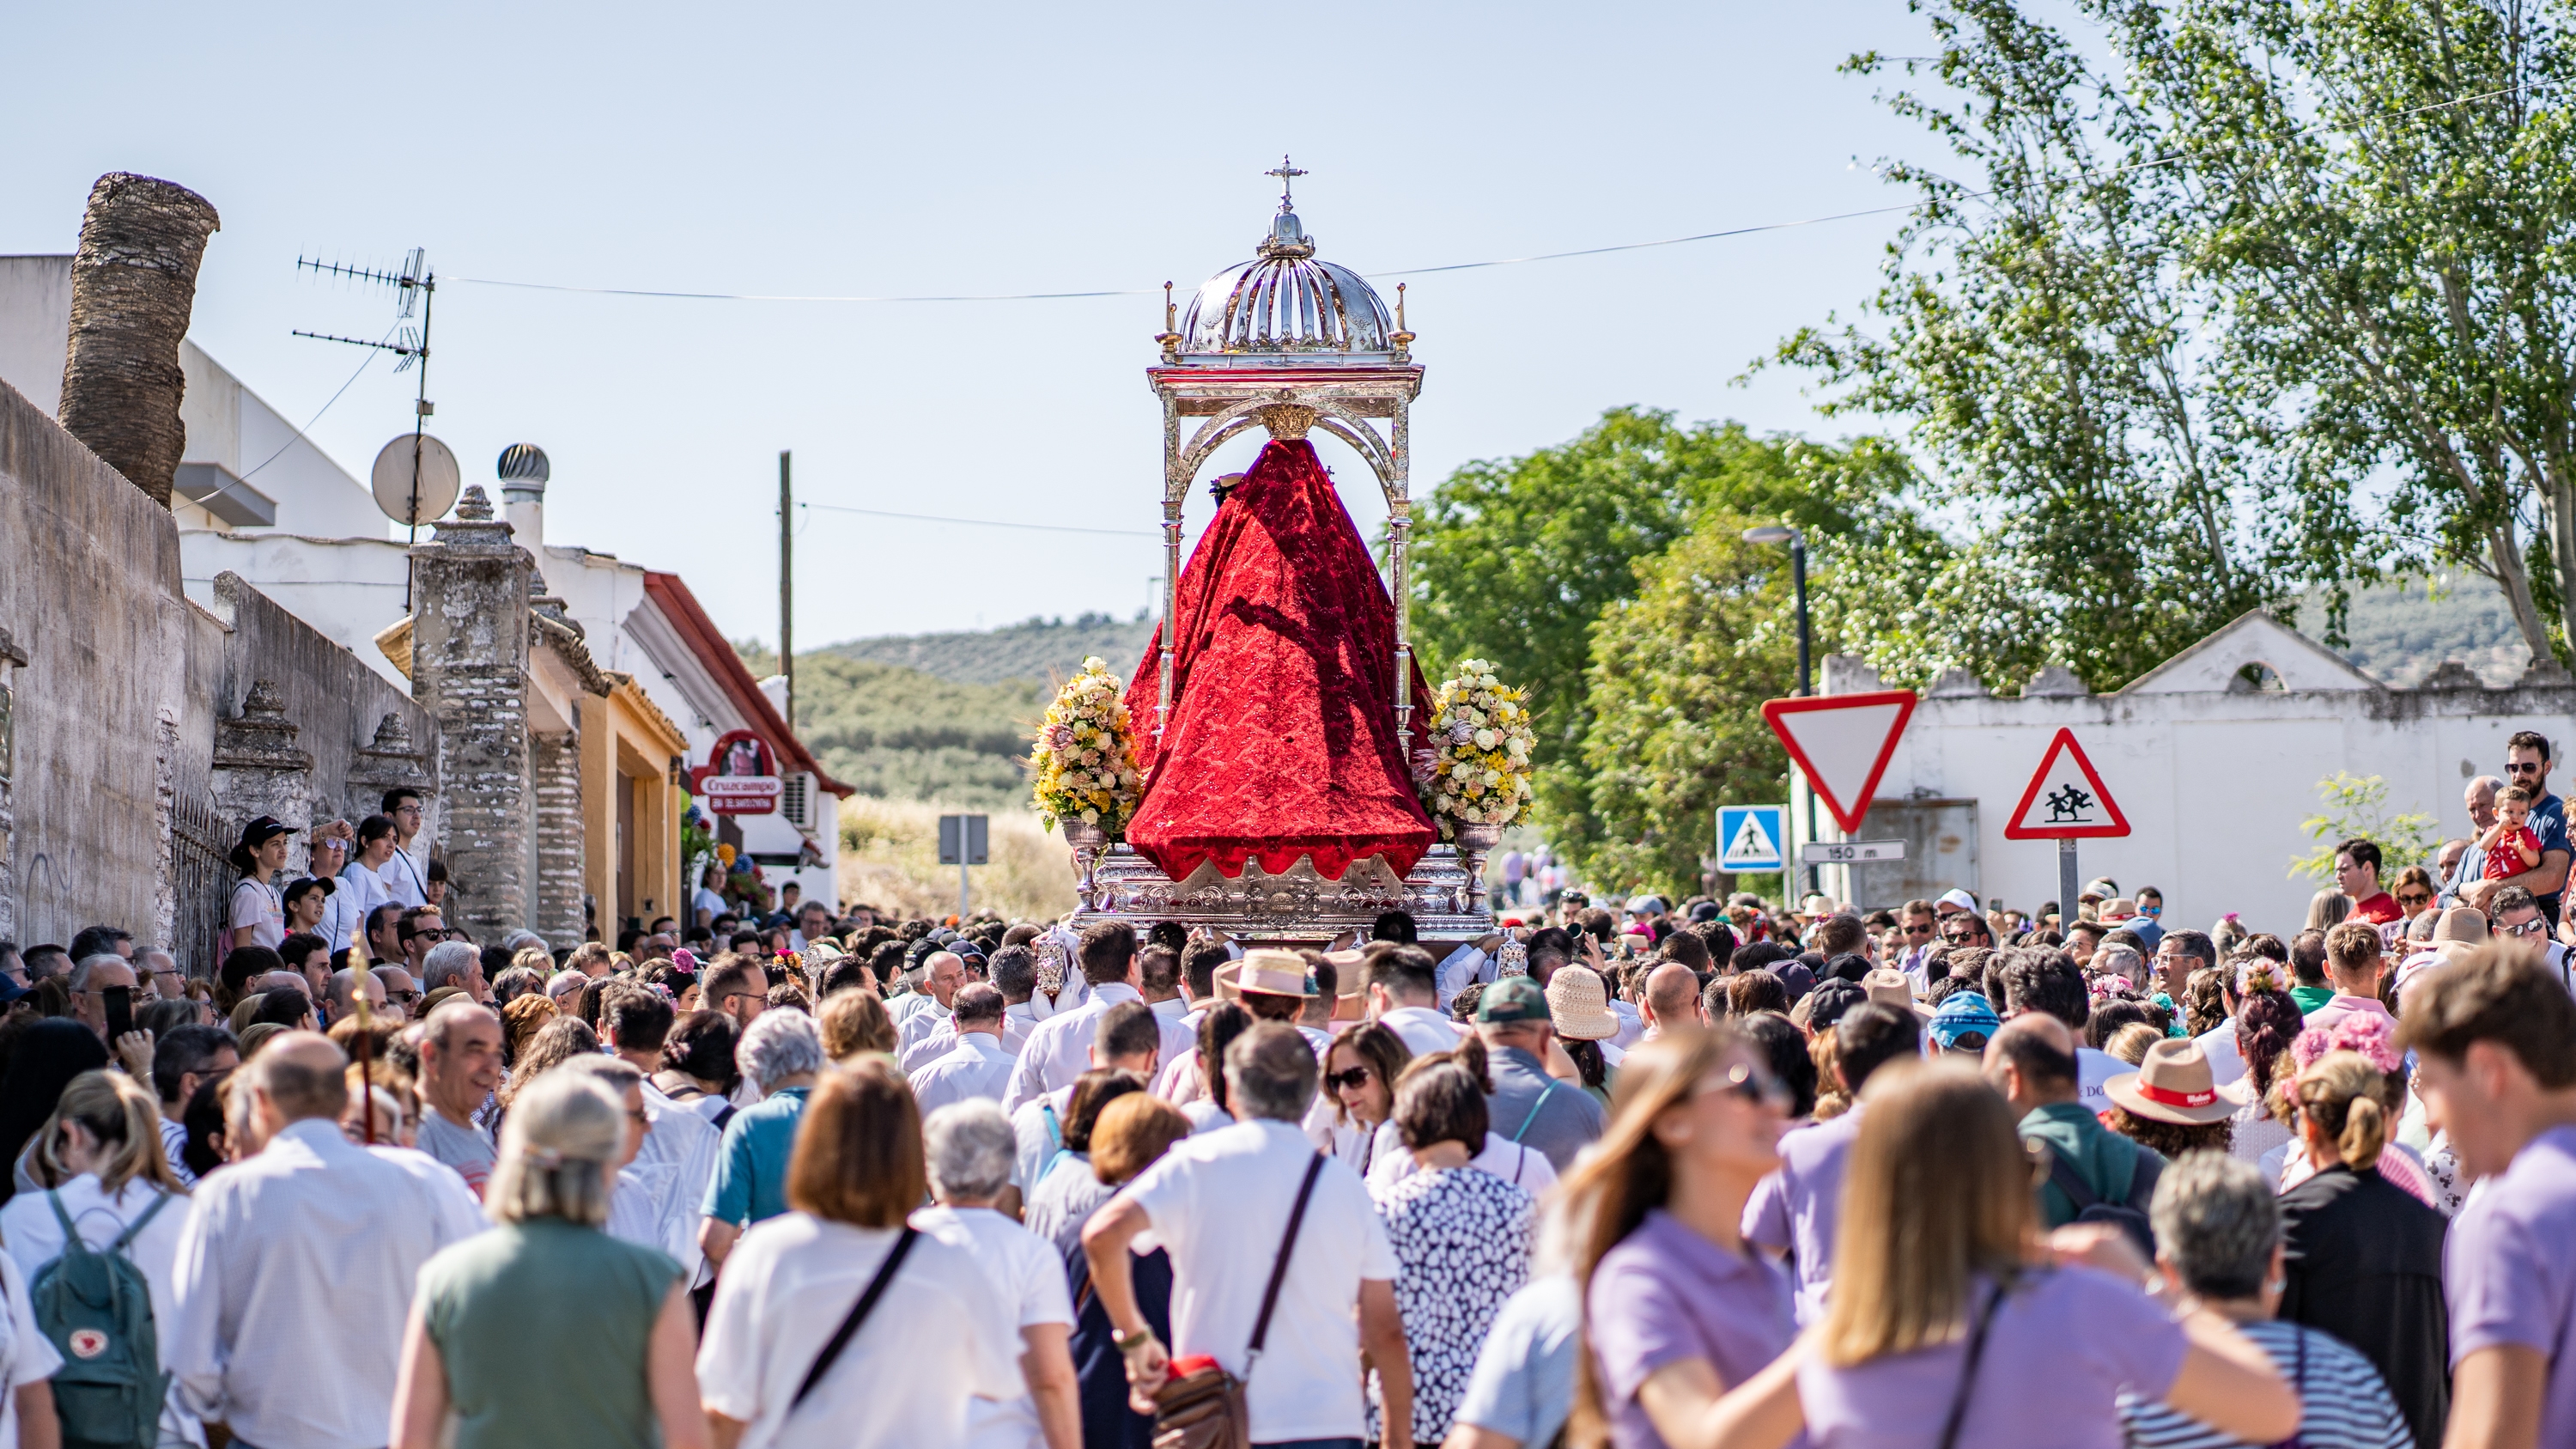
[1587,1209,1801,1449]
[1743,1105,1865,1324]
[1795,1265,2186,1449]
[2447,1123,2576,1445]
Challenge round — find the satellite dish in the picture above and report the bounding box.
[370,433,462,527]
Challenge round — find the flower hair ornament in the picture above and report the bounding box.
[2291,1009,2403,1075]
[2235,958,2289,996]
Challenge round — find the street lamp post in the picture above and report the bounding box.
[1744,525,1817,892]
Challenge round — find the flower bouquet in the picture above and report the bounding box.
[1417,658,1536,842]
[1031,657,1145,836]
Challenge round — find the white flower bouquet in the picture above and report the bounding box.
[1416,658,1535,840]
[1030,657,1145,835]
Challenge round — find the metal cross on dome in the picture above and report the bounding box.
[1266,155,1308,211]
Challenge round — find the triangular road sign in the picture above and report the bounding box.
[1760,691,1917,834]
[2003,728,2131,839]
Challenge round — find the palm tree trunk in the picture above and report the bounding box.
[56,173,220,508]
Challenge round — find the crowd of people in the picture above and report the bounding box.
[0,733,2571,1447]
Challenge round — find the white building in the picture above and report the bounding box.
[1813,610,2576,935]
[0,255,847,930]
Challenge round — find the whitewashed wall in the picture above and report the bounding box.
[1823,612,2576,937]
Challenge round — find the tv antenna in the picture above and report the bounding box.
[293,248,442,545]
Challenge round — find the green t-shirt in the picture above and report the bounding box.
[420,1217,682,1449]
[2290,983,2338,1015]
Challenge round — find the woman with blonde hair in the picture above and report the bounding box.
[392,1070,705,1449]
[0,1069,197,1447]
[695,1061,1018,1449]
[2273,1050,2451,1447]
[817,986,897,1065]
[2303,889,2354,933]
[1770,1059,2297,1449]
[1567,1026,1798,1449]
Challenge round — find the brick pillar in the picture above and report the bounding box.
[347,711,436,839]
[210,679,316,873]
[530,728,584,947]
[410,485,534,945]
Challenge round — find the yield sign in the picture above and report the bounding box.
[2003,728,2131,839]
[1760,690,1917,834]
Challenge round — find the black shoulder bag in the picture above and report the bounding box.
[1151,1152,1328,1449]
[790,1226,921,1411]
[1935,1281,2008,1449]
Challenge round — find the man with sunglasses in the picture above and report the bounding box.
[2488,886,2575,992]
[2464,733,2573,924]
[1890,898,1940,993]
[1937,903,1994,950]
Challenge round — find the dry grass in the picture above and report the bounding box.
[835,795,1077,923]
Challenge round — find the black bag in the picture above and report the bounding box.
[1150,1152,1327,1449]
[2042,1141,2162,1257]
[788,1227,920,1412]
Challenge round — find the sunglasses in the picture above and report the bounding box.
[1904,923,1934,938]
[2510,761,2547,775]
[2500,916,2550,938]
[1324,1067,1373,1092]
[1698,1061,1790,1108]
[2397,891,2434,906]
[386,989,421,1004]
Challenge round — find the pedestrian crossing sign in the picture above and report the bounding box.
[1717,805,1789,873]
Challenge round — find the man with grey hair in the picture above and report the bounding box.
[2442,773,2507,908]
[68,953,152,1076]
[2117,1152,2413,1448]
[170,1032,471,1449]
[908,983,1016,1113]
[419,939,489,1003]
[416,1001,504,1197]
[371,964,418,1023]
[895,949,970,1062]
[501,928,549,959]
[1084,1022,1415,1448]
[697,1009,823,1271]
[914,1100,1081,1449]
[137,947,184,1000]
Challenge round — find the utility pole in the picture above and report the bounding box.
[779,450,793,729]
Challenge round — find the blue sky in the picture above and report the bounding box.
[1,2,1948,645]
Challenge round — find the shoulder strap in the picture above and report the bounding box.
[2042,1145,2100,1213]
[1041,1099,1063,1153]
[1514,1080,1564,1143]
[107,1190,173,1255]
[43,1191,84,1257]
[2123,1148,2164,1213]
[1935,1280,2008,1449]
[792,1227,920,1410]
[710,1103,738,1132]
[1247,1153,1327,1362]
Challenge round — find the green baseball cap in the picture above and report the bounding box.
[1476,976,1551,1025]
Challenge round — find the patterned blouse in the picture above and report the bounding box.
[1370,1164,1537,1444]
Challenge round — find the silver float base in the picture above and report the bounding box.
[1070,843,1493,943]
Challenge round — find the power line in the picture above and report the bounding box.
[798,500,1156,538]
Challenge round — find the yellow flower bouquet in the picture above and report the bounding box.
[1030,657,1145,836]
[1418,658,1535,840]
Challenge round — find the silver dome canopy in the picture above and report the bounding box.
[1176,204,1395,363]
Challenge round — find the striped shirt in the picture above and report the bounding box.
[2118,1319,2413,1449]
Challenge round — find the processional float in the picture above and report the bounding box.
[1047,161,1505,945]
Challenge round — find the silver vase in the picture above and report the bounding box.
[1064,819,1110,912]
[1455,820,1504,918]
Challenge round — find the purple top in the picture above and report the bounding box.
[1743,1105,1866,1324]
[2448,1123,2576,1445]
[1796,1265,2186,1449]
[1588,1209,1802,1449]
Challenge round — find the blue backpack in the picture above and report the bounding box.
[29,1190,172,1449]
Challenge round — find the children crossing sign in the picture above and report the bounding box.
[2003,728,2131,839]
[1717,805,1789,872]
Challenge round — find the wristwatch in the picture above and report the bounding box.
[1113,1328,1157,1354]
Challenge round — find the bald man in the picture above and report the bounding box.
[326,966,387,1023]
[168,1032,474,1449]
[1640,961,1705,1039]
[1983,1014,2159,1229]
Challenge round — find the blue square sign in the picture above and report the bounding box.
[1717,805,1788,873]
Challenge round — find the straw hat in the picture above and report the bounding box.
[1860,967,1932,1021]
[2103,1038,2249,1125]
[1544,966,1620,1041]
[1214,948,1316,1001]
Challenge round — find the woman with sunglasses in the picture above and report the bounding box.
[1566,1026,1800,1448]
[1323,1022,1411,1177]
[2388,866,2439,924]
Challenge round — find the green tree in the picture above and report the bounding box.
[1776,1,2306,691]
[1556,514,1807,898]
[1410,409,1919,771]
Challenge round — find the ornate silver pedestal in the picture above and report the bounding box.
[1069,845,1493,942]
[1452,821,1503,916]
[1063,821,1110,911]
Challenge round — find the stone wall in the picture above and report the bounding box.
[409,487,536,945]
[531,730,584,944]
[0,377,195,949]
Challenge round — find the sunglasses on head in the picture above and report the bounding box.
[1324,1067,1372,1092]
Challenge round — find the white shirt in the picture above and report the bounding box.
[0,1255,59,1449]
[2195,1020,2246,1088]
[1375,1005,1466,1058]
[1001,983,1193,1113]
[378,844,429,910]
[2,1176,198,1447]
[1607,999,1647,1050]
[364,1144,487,1244]
[1149,995,1191,1028]
[1011,1086,1078,1196]
[696,1212,1018,1449]
[1121,1117,1400,1442]
[690,886,726,923]
[1181,1099,1233,1135]
[2076,1045,2123,1112]
[1363,1124,1560,1198]
[612,1082,724,1281]
[1435,945,1492,1008]
[912,1205,1077,1449]
[170,1117,472,1449]
[228,879,283,950]
[902,1014,1030,1074]
[158,1116,196,1188]
[908,1032,1019,1118]
[896,997,956,1062]
[886,992,942,1032]
[335,861,394,945]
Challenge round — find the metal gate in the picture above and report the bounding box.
[169,783,229,978]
